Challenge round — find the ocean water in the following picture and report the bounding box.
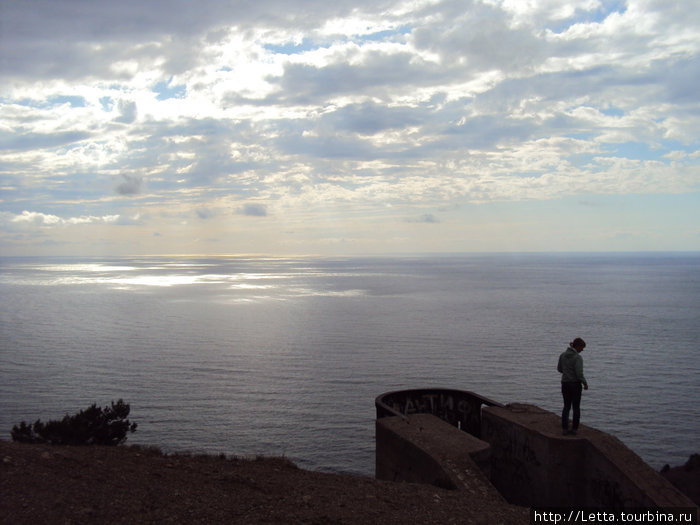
[0,253,698,475]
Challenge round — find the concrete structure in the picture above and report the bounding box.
[376,413,496,493]
[376,389,695,510]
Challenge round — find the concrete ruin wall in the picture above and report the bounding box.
[482,403,694,509]
[376,413,505,504]
[375,390,695,510]
[480,404,586,507]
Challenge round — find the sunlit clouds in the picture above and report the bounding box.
[1,0,698,255]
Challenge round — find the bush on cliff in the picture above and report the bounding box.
[11,399,137,446]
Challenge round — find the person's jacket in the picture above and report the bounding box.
[557,346,587,386]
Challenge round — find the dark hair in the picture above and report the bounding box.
[571,337,586,349]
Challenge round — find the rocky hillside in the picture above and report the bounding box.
[0,440,528,524]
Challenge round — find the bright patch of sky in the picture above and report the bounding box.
[544,0,627,33]
[0,0,698,256]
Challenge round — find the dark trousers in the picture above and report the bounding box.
[561,381,583,430]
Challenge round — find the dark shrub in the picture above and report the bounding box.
[11,399,137,446]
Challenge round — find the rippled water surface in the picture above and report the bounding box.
[1,253,698,475]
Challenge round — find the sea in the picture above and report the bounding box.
[0,253,698,476]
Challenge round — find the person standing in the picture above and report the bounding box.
[557,337,588,435]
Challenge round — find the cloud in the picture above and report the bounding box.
[613,232,633,241]
[10,211,62,226]
[115,174,143,195]
[4,210,120,228]
[110,213,145,226]
[196,208,215,219]
[0,130,92,152]
[320,101,424,135]
[114,100,137,124]
[407,213,439,224]
[237,203,268,217]
[0,0,698,254]
[0,1,379,84]
[412,0,545,73]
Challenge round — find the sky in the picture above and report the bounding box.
[0,0,698,256]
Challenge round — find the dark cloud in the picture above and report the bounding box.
[407,213,439,223]
[0,130,91,152]
[272,49,445,104]
[613,232,633,240]
[0,0,394,83]
[196,208,214,219]
[277,128,381,160]
[114,100,137,124]
[321,102,424,134]
[237,203,267,217]
[115,174,143,195]
[440,113,536,150]
[0,2,208,81]
[659,55,700,106]
[100,118,260,191]
[412,0,544,73]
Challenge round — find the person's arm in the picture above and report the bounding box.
[575,355,588,389]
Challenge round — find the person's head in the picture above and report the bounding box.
[570,337,586,352]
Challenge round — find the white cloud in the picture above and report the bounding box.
[6,211,121,228]
[10,211,62,226]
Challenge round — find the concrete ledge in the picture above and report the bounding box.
[482,403,695,508]
[376,413,506,503]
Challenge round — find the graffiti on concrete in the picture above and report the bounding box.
[376,388,502,437]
